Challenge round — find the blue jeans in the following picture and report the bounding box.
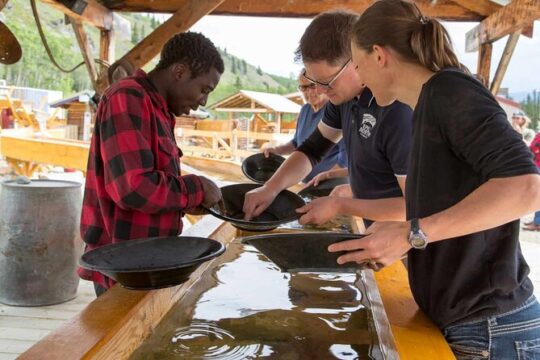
[534,211,540,226]
[443,296,540,359]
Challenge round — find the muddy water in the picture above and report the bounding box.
[129,241,382,359]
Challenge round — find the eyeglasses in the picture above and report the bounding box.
[302,59,351,90]
[298,83,316,92]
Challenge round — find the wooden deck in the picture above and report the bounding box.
[0,280,96,360]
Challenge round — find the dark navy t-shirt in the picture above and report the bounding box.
[323,88,413,201]
[292,103,347,182]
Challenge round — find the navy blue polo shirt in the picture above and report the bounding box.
[292,103,347,182]
[322,88,413,200]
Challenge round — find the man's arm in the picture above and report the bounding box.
[101,89,204,214]
[243,122,342,219]
[261,141,296,157]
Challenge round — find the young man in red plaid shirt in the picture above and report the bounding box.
[79,32,224,296]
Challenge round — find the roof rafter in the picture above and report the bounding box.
[39,0,113,30]
[96,0,486,21]
[466,0,540,52]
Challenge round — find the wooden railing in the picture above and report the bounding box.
[176,128,293,161]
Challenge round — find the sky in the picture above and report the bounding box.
[191,16,540,95]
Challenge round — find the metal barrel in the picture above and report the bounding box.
[0,179,83,306]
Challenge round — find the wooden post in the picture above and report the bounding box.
[490,31,521,95]
[476,42,492,88]
[231,129,238,161]
[107,0,226,85]
[71,19,98,91]
[96,29,115,94]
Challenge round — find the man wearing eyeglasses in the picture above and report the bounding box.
[243,10,413,234]
[260,70,347,183]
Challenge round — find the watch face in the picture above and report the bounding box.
[411,235,427,249]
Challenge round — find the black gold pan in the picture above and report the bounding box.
[0,21,22,65]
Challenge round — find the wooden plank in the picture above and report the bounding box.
[466,0,540,52]
[476,42,492,87]
[214,107,269,113]
[71,19,98,91]
[0,339,35,355]
[98,0,483,20]
[451,0,501,16]
[111,0,226,78]
[375,261,455,359]
[0,316,66,331]
[39,0,112,30]
[0,327,50,342]
[19,219,236,360]
[490,31,521,95]
[0,354,19,360]
[0,134,89,171]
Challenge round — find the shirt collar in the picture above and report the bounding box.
[356,87,375,108]
[133,70,171,113]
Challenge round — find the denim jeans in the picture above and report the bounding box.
[443,296,540,359]
[534,210,540,226]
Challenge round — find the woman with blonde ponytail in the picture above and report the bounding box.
[327,0,540,358]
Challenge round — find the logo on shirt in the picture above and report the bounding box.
[359,114,377,138]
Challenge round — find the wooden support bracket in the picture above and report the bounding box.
[466,0,539,52]
[490,31,521,95]
[39,0,113,30]
[103,0,226,92]
[71,18,98,91]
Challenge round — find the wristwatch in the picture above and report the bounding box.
[409,218,428,250]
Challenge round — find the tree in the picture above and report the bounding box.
[231,58,237,74]
[131,23,139,44]
[242,60,247,74]
[257,66,263,75]
[234,76,242,89]
[522,90,540,130]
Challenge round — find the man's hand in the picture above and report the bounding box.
[329,184,353,198]
[261,142,277,158]
[199,176,222,209]
[242,185,279,220]
[304,169,333,188]
[296,196,340,225]
[328,221,411,269]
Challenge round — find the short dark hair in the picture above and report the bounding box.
[295,10,359,65]
[155,31,224,77]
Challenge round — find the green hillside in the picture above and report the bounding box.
[0,2,297,104]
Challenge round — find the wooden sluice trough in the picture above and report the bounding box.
[18,215,455,359]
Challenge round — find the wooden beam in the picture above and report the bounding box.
[490,31,521,95]
[39,0,113,30]
[214,108,269,113]
[96,29,115,94]
[450,0,501,16]
[0,0,9,12]
[466,0,540,52]
[71,19,98,91]
[109,0,226,83]
[476,42,492,88]
[99,29,114,67]
[98,0,484,21]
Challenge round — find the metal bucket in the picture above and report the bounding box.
[0,179,83,306]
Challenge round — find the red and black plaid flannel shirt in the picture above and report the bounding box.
[78,70,204,288]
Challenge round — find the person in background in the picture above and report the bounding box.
[79,32,224,296]
[261,70,347,183]
[512,111,535,145]
[243,10,413,231]
[343,1,540,358]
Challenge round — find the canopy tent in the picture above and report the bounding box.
[30,0,540,97]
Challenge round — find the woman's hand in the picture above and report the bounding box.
[328,221,411,268]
